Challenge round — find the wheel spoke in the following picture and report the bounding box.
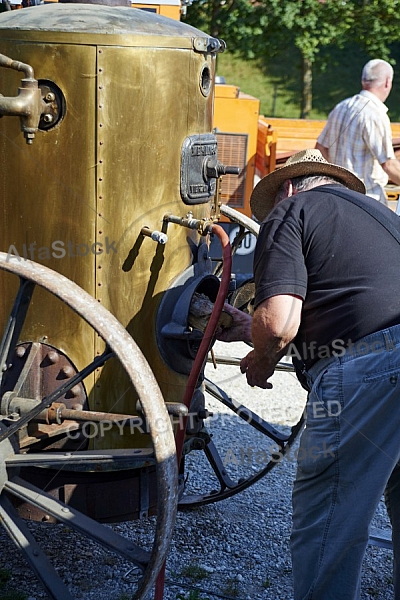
[205,377,290,444]
[6,448,155,471]
[179,414,305,508]
[0,495,74,600]
[203,437,237,489]
[5,475,151,569]
[0,278,35,385]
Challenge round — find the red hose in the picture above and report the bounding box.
[154,224,232,599]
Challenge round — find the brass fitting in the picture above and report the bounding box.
[163,212,214,236]
[0,53,46,144]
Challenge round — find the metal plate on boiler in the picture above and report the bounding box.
[180,133,218,205]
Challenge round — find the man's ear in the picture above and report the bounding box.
[285,180,295,197]
[274,179,294,207]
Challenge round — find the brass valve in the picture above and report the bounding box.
[0,53,47,144]
[163,212,214,236]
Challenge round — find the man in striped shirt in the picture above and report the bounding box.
[316,59,400,207]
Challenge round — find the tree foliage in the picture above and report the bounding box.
[351,0,400,59]
[253,0,354,116]
[184,0,400,117]
[182,0,265,58]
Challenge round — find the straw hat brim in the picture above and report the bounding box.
[250,160,366,222]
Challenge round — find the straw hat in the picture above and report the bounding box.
[250,149,366,222]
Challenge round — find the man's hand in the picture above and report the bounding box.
[240,350,273,389]
[215,303,252,343]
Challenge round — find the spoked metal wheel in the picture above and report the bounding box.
[0,253,178,600]
[179,206,306,508]
[178,354,305,508]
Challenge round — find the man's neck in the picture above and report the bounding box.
[362,85,389,103]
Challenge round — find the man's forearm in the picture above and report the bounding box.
[382,157,400,185]
[251,307,295,376]
[240,295,302,388]
[315,142,330,161]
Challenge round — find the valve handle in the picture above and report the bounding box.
[204,157,241,180]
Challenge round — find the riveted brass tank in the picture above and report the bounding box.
[0,4,222,450]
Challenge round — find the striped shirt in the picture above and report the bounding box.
[317,90,395,204]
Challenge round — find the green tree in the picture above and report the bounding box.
[351,0,400,59]
[182,0,265,59]
[185,0,400,118]
[253,0,354,118]
[185,0,353,117]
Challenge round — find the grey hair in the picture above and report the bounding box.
[362,59,393,87]
[274,174,342,204]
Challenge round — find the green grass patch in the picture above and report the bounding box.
[0,570,11,588]
[0,592,27,600]
[0,568,27,600]
[178,564,209,582]
[176,591,210,600]
[221,577,240,597]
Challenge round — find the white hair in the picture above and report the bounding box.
[274,175,341,204]
[361,59,393,87]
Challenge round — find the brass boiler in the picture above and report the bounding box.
[0,3,228,518]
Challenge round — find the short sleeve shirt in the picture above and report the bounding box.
[317,91,395,204]
[254,185,400,367]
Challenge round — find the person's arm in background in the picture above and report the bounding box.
[240,294,302,389]
[380,157,400,215]
[315,141,330,161]
[382,157,400,186]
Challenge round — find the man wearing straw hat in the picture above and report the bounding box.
[218,148,400,599]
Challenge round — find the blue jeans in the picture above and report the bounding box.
[291,323,400,600]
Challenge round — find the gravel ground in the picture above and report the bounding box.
[0,341,395,600]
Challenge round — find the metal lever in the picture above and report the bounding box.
[204,157,240,179]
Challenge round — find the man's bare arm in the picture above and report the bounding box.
[240,294,302,389]
[215,303,252,343]
[315,142,330,161]
[382,157,400,186]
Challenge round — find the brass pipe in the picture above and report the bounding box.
[163,212,214,236]
[0,54,35,79]
[2,396,144,427]
[140,226,168,245]
[52,405,144,427]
